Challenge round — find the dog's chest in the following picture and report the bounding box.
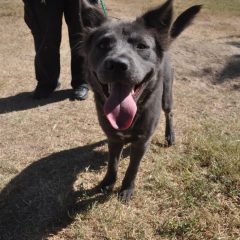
[114,129,144,143]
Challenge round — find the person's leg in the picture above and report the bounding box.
[23,0,64,99]
[64,0,89,100]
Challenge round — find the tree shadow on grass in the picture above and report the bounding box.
[0,89,72,115]
[0,140,113,240]
[217,54,240,85]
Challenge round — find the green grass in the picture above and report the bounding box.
[149,120,240,239]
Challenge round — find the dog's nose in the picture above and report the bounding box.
[104,58,128,72]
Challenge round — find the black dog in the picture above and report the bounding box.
[79,0,201,201]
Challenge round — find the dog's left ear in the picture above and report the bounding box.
[170,5,202,39]
[80,0,107,29]
[137,0,201,49]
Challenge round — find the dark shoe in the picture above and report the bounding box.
[32,82,60,99]
[72,86,89,100]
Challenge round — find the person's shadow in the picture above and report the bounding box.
[0,140,113,240]
[0,89,72,115]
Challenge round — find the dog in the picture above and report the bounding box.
[79,0,201,201]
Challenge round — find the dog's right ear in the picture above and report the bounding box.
[135,0,173,50]
[138,0,173,33]
[80,0,107,29]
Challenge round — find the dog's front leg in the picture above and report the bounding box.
[119,139,150,202]
[162,74,175,146]
[99,140,124,192]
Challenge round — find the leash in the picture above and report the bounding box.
[100,0,107,16]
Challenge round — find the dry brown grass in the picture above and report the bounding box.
[0,0,239,239]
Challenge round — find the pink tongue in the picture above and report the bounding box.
[104,83,137,130]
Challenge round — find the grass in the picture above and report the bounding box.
[0,0,240,239]
[0,1,22,17]
[114,0,240,17]
[151,120,240,239]
[63,118,240,239]
[174,0,240,16]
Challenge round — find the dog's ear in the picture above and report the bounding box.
[136,0,201,49]
[170,5,202,39]
[80,0,107,29]
[136,0,173,50]
[138,0,173,33]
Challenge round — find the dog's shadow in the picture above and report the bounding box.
[0,140,113,240]
[0,89,72,115]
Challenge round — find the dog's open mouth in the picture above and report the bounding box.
[103,83,136,131]
[93,71,152,131]
[103,78,148,131]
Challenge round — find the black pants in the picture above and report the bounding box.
[23,0,88,89]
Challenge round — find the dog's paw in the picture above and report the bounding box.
[98,175,116,192]
[99,183,114,192]
[118,188,134,202]
[165,131,175,147]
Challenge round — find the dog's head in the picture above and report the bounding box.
[80,0,201,130]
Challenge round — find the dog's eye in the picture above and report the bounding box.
[98,42,108,49]
[136,43,149,50]
[97,39,111,50]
